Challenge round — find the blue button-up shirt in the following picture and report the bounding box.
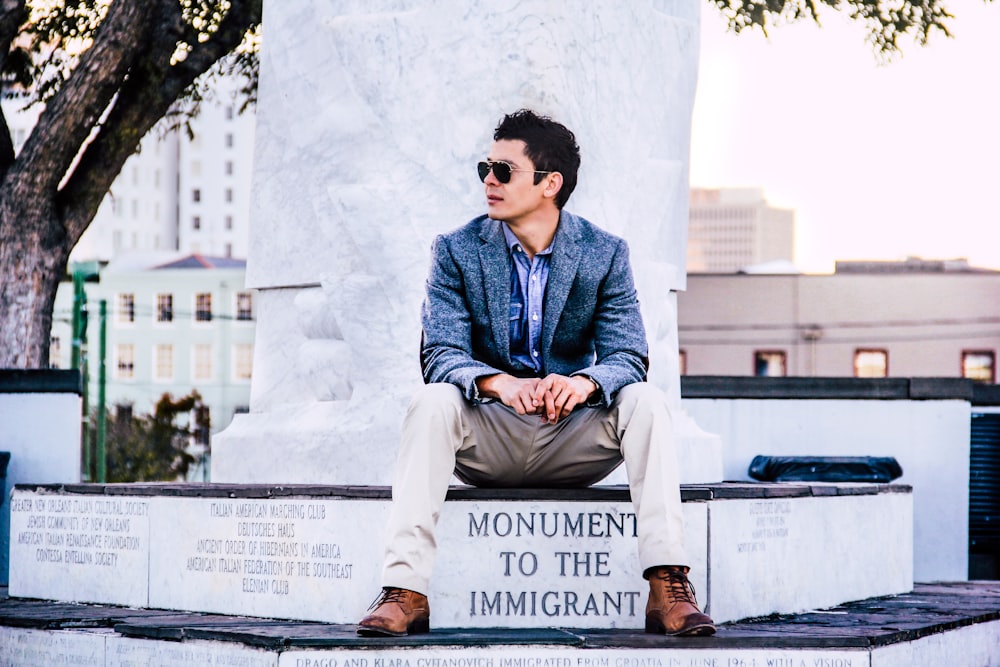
[503,223,552,374]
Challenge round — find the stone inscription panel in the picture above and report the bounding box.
[0,626,105,667]
[707,494,912,624]
[8,490,150,606]
[148,497,385,621]
[106,635,278,667]
[432,501,708,628]
[277,646,868,667]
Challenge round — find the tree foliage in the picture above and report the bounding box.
[95,391,209,482]
[709,0,968,55]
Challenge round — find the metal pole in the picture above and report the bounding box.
[73,271,92,481]
[97,299,108,483]
[71,271,83,370]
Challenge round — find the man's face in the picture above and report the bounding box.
[483,139,554,224]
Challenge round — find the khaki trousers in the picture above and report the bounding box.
[381,382,688,594]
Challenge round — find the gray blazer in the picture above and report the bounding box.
[420,210,649,407]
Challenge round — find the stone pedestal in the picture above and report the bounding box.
[8,483,913,626]
[212,1,723,485]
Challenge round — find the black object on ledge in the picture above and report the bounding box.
[749,455,903,483]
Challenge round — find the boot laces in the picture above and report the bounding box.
[367,587,408,611]
[655,567,697,605]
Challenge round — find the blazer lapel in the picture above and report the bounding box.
[479,219,511,363]
[541,211,581,364]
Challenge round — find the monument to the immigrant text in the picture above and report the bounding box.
[213,0,722,484]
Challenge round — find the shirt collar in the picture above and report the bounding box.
[501,223,554,256]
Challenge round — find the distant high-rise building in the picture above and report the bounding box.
[687,187,795,273]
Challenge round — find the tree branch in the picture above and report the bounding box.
[0,0,27,176]
[7,0,154,199]
[59,0,261,242]
[0,0,25,49]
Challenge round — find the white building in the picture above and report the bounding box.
[174,82,256,259]
[51,253,256,478]
[687,187,796,273]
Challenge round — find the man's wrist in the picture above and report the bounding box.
[475,373,506,400]
[575,374,601,400]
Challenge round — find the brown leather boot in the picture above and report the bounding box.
[357,587,431,636]
[645,566,716,636]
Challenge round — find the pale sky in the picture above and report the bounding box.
[690,2,1000,274]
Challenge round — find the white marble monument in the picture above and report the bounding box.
[213,0,722,484]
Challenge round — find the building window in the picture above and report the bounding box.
[962,351,995,383]
[225,106,234,121]
[854,349,888,378]
[195,293,212,322]
[192,215,201,230]
[117,293,135,324]
[225,243,233,258]
[49,336,61,369]
[116,344,135,379]
[156,293,174,323]
[234,343,253,380]
[193,343,212,381]
[754,350,787,377]
[154,344,174,381]
[678,349,687,375]
[225,133,234,148]
[192,188,201,203]
[224,188,233,203]
[225,215,233,230]
[236,292,253,321]
[225,161,234,176]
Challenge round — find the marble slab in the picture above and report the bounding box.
[871,620,1000,667]
[277,646,869,667]
[433,501,707,628]
[149,497,383,622]
[707,493,913,623]
[0,626,106,667]
[7,491,150,606]
[106,635,277,667]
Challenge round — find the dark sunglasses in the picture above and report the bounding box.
[477,160,552,184]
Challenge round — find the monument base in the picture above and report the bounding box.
[8,482,911,626]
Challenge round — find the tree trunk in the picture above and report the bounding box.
[0,196,69,368]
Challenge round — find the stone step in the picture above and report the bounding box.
[7,482,913,627]
[1,582,998,667]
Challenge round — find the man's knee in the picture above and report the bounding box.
[407,383,466,418]
[614,382,673,422]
